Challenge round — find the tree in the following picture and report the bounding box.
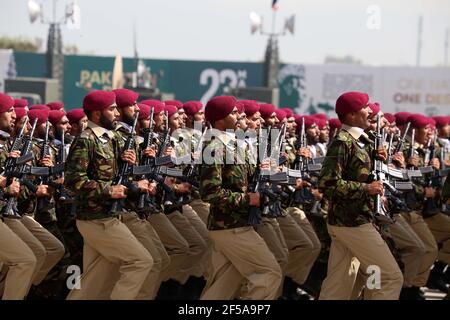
[0,36,43,52]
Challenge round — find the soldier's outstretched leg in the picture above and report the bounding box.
[255,217,288,298]
[282,209,321,287]
[3,218,47,286]
[201,227,282,300]
[167,210,208,285]
[390,213,427,299]
[20,215,65,285]
[402,211,438,288]
[320,223,403,300]
[67,218,153,300]
[0,219,37,300]
[147,213,189,283]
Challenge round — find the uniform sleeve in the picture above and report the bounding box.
[64,137,113,201]
[199,163,250,211]
[319,140,368,200]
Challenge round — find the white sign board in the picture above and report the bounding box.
[278,63,450,116]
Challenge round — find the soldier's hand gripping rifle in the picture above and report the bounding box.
[109,111,139,215]
[1,118,39,218]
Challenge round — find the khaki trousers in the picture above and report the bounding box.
[285,208,321,285]
[66,218,153,300]
[255,217,289,272]
[319,223,403,300]
[168,210,207,284]
[424,213,450,264]
[402,211,438,286]
[389,213,427,287]
[201,226,282,300]
[147,213,189,282]
[189,199,210,226]
[0,219,36,300]
[182,204,212,277]
[5,216,65,285]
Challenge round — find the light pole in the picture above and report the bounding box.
[27,0,80,100]
[250,10,295,89]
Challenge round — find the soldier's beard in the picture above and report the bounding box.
[100,114,116,130]
[122,113,135,127]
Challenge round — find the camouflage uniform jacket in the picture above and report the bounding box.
[200,130,253,230]
[64,120,118,220]
[319,125,374,227]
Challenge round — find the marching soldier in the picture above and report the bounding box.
[138,99,191,300]
[64,90,153,300]
[0,93,37,299]
[200,96,282,300]
[318,91,403,300]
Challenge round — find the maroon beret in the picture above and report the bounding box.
[14,98,28,109]
[165,105,178,118]
[313,113,328,121]
[407,114,430,128]
[394,112,411,126]
[383,113,396,124]
[140,100,165,114]
[236,102,245,114]
[239,100,260,117]
[66,108,86,124]
[113,89,139,108]
[205,96,238,124]
[293,114,303,127]
[280,108,294,118]
[259,103,277,119]
[313,117,327,129]
[302,115,317,128]
[30,104,50,111]
[28,109,50,126]
[432,116,449,128]
[368,102,380,118]
[48,110,66,126]
[46,101,64,111]
[183,101,203,116]
[14,107,27,120]
[165,100,183,109]
[329,118,342,130]
[0,93,14,113]
[137,103,151,120]
[275,109,287,122]
[335,92,369,116]
[83,90,116,112]
[429,117,436,129]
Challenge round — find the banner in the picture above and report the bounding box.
[278,63,450,116]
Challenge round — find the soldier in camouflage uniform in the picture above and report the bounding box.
[200,96,282,300]
[0,93,37,299]
[80,88,171,300]
[138,100,191,300]
[318,92,403,300]
[65,90,153,300]
[401,114,443,293]
[163,104,209,299]
[405,114,450,293]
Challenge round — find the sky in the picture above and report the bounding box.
[0,0,450,66]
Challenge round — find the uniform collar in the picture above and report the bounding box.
[87,120,114,140]
[342,124,368,141]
